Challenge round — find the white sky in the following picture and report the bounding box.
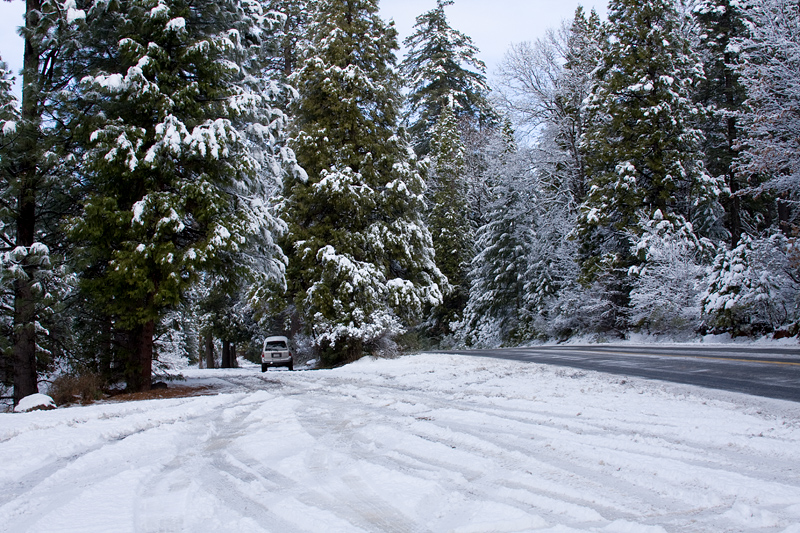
[0,0,25,95]
[380,0,607,79]
[0,0,607,99]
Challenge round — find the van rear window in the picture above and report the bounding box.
[266,341,287,349]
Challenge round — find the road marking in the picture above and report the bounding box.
[529,348,800,367]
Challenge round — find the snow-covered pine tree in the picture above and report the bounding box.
[70,0,293,391]
[266,0,312,77]
[283,0,445,366]
[2,1,85,403]
[698,0,800,338]
[628,211,714,335]
[399,1,495,341]
[577,0,723,331]
[702,234,799,335]
[0,57,18,392]
[693,0,749,245]
[426,98,471,337]
[561,8,603,202]
[400,0,495,155]
[458,124,535,346]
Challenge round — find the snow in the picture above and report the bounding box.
[2,120,15,135]
[63,0,85,23]
[165,17,186,33]
[2,353,800,532]
[13,394,55,413]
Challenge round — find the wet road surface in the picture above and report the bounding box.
[441,344,800,402]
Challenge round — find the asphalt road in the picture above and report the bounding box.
[440,344,800,403]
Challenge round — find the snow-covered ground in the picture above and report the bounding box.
[2,353,799,533]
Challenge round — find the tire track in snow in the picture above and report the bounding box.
[3,357,800,532]
[131,392,306,533]
[0,394,247,532]
[277,364,800,532]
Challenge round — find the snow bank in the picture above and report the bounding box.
[13,393,55,413]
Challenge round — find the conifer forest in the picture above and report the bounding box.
[1,0,799,402]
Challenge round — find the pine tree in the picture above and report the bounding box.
[560,7,603,202]
[426,98,471,336]
[693,0,749,245]
[577,0,722,330]
[458,125,534,346]
[2,2,84,403]
[284,0,445,365]
[69,0,293,391]
[266,0,312,77]
[400,0,495,155]
[702,234,799,335]
[0,57,19,392]
[399,1,495,341]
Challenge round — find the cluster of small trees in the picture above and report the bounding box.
[1,0,798,404]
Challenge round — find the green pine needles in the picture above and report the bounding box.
[282,0,445,366]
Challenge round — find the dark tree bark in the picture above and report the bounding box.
[122,320,155,392]
[221,340,231,368]
[204,331,215,369]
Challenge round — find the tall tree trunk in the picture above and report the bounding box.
[221,340,231,368]
[12,275,37,404]
[13,0,44,404]
[204,331,215,369]
[122,320,155,392]
[137,319,155,391]
[231,343,237,368]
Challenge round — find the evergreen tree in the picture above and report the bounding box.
[2,2,83,403]
[560,7,603,202]
[284,0,445,365]
[458,125,534,346]
[400,0,495,155]
[266,0,312,77]
[69,0,292,391]
[577,0,723,330]
[0,57,19,392]
[693,0,749,245]
[426,98,471,337]
[702,233,799,335]
[399,1,496,341]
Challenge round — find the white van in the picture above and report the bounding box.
[261,336,294,372]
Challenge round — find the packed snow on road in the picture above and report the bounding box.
[2,352,799,532]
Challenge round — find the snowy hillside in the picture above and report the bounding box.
[2,353,799,532]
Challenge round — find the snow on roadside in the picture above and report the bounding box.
[1,353,799,532]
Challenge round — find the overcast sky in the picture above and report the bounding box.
[380,0,606,78]
[0,0,606,99]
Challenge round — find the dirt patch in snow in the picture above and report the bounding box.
[105,385,218,403]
